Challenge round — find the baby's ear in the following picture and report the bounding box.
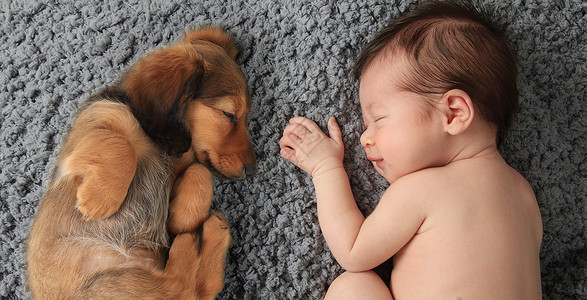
[438,89,474,135]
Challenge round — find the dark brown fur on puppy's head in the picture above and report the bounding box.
[123,27,256,179]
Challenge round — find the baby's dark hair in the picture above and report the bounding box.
[353,0,518,146]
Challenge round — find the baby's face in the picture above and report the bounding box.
[358,58,448,183]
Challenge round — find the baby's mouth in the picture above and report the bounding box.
[367,155,381,162]
[367,156,384,168]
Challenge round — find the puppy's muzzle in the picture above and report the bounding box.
[244,163,258,178]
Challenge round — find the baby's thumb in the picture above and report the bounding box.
[328,116,342,144]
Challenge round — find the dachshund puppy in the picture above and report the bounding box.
[26,27,257,299]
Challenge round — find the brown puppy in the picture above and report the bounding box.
[26,27,257,299]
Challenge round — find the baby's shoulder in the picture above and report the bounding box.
[392,165,456,189]
[385,157,528,201]
[383,167,452,200]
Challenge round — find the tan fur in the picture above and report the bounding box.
[26,27,256,299]
[168,164,213,234]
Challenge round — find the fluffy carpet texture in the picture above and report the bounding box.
[1,0,585,299]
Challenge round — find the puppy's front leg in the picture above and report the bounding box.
[63,129,137,220]
[196,212,232,300]
[168,164,213,235]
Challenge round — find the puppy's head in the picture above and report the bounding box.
[123,27,257,179]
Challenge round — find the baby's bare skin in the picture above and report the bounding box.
[280,54,542,298]
[388,154,542,299]
[282,118,542,299]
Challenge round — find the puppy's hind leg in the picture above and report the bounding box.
[196,212,232,300]
[81,233,201,299]
[63,129,137,220]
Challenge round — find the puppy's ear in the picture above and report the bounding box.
[182,27,239,59]
[123,44,204,157]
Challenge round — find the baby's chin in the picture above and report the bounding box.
[375,166,400,184]
[373,165,388,181]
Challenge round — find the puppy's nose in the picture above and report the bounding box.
[244,163,258,178]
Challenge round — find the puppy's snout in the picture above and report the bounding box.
[244,163,258,178]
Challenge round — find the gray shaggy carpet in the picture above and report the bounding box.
[1,0,585,299]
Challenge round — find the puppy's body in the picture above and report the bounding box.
[27,28,256,299]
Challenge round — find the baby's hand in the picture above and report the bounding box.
[280,116,344,177]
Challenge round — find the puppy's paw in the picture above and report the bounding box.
[194,212,232,298]
[76,175,128,220]
[201,212,232,249]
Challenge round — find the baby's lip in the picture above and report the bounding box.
[367,155,382,162]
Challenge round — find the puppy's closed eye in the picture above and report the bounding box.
[222,111,236,123]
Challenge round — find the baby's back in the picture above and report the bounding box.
[390,154,542,299]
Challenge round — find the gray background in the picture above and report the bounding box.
[1,0,585,299]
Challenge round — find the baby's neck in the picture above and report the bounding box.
[446,119,500,165]
[451,144,500,164]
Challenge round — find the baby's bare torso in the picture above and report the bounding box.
[390,155,542,299]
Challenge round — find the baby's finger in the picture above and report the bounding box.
[289,117,322,133]
[284,122,305,135]
[279,134,297,150]
[280,147,299,165]
[289,116,311,124]
[284,123,311,141]
[280,146,293,160]
[328,116,343,144]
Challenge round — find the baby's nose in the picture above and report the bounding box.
[360,130,375,148]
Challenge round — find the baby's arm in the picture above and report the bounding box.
[280,116,424,271]
[281,116,365,266]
